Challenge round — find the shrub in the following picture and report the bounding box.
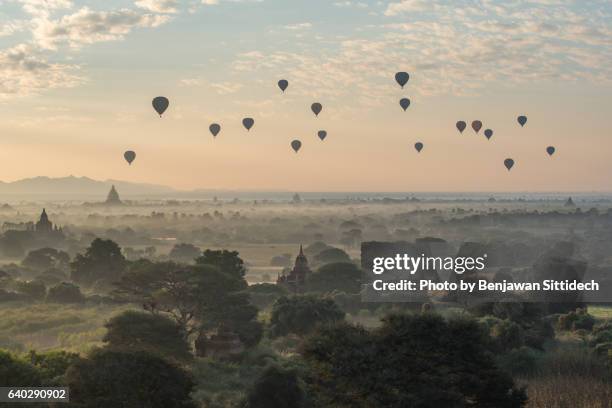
[491,319,525,352]
[14,280,46,300]
[0,349,41,387]
[497,347,541,376]
[46,282,85,303]
[557,308,595,332]
[243,365,303,408]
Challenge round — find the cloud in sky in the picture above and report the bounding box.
[0,0,174,97]
[283,22,313,30]
[232,0,611,102]
[135,0,179,14]
[0,43,83,97]
[0,0,610,100]
[32,7,171,50]
[201,0,264,5]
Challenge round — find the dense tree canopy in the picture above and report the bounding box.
[22,247,70,271]
[244,365,304,408]
[270,295,345,338]
[307,262,362,294]
[66,349,197,408]
[103,310,192,360]
[313,248,351,266]
[71,238,126,286]
[301,313,527,408]
[196,249,247,280]
[46,282,84,303]
[115,254,261,346]
[0,350,42,387]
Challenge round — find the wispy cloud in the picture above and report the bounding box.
[232,0,611,104]
[32,7,171,50]
[0,1,173,97]
[0,44,83,98]
[179,77,243,94]
[135,0,179,14]
[283,22,313,30]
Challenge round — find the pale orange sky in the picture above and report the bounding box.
[0,0,610,192]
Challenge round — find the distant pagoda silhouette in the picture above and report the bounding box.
[564,197,576,207]
[105,185,122,205]
[277,245,312,293]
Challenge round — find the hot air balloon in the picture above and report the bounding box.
[472,120,482,133]
[504,158,514,171]
[152,96,169,117]
[311,103,322,117]
[546,146,555,156]
[414,142,423,153]
[209,123,221,138]
[124,150,136,165]
[399,98,411,111]
[278,79,288,93]
[456,121,466,133]
[291,140,302,153]
[242,117,254,131]
[484,129,493,140]
[318,130,327,141]
[395,72,409,88]
[517,116,527,127]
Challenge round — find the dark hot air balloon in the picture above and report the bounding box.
[152,96,169,117]
[504,158,514,171]
[242,117,254,131]
[278,79,288,93]
[124,151,136,165]
[546,146,555,156]
[399,98,411,111]
[517,115,527,127]
[484,129,493,140]
[311,103,322,117]
[472,120,482,133]
[456,121,466,133]
[395,72,409,88]
[209,123,221,137]
[414,142,423,153]
[291,140,302,153]
[318,130,327,141]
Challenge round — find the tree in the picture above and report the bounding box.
[270,295,345,338]
[71,238,127,286]
[14,280,46,300]
[114,261,214,336]
[307,262,362,294]
[115,259,260,345]
[103,310,192,360]
[0,350,41,387]
[168,243,201,264]
[302,313,527,408]
[65,349,197,408]
[28,350,81,385]
[313,248,350,266]
[244,365,304,408]
[196,249,247,279]
[22,247,70,271]
[46,282,85,303]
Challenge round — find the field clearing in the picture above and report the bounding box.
[0,302,133,353]
[588,305,612,320]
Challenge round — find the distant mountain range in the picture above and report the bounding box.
[0,176,178,199]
